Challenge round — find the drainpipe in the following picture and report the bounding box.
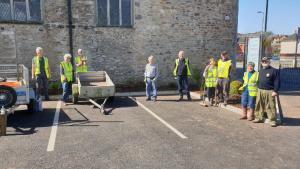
[67,0,75,79]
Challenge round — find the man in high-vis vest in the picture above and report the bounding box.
[253,57,280,127]
[173,50,192,101]
[75,49,88,74]
[203,58,218,106]
[32,47,51,100]
[60,54,73,106]
[216,51,232,106]
[239,62,258,121]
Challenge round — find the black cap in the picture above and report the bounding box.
[261,57,270,62]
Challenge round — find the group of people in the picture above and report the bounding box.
[145,50,280,127]
[32,47,88,105]
[32,47,280,126]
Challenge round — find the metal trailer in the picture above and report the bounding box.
[0,64,36,136]
[72,71,115,114]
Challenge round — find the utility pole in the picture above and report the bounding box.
[264,0,269,32]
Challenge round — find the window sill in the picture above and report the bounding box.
[96,25,134,29]
[0,20,43,25]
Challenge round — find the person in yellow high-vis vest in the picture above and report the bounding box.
[75,49,88,74]
[60,54,73,106]
[173,50,192,101]
[31,47,51,101]
[239,62,258,121]
[203,58,218,106]
[216,51,232,106]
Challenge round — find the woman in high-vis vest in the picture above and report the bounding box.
[75,49,88,74]
[32,47,51,100]
[203,58,218,106]
[60,54,73,106]
[216,51,232,106]
[239,62,259,121]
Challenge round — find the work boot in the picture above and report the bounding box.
[240,107,247,120]
[187,93,192,101]
[146,97,151,101]
[253,119,263,123]
[247,109,255,121]
[177,95,183,102]
[152,96,157,102]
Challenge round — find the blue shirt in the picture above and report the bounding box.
[243,71,254,94]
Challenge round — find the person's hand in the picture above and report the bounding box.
[32,75,35,80]
[174,77,177,80]
[272,91,278,97]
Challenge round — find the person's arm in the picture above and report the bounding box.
[48,64,51,79]
[32,58,35,79]
[202,65,209,78]
[273,69,280,93]
[60,64,66,82]
[153,64,159,81]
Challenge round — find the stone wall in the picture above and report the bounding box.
[0,0,238,88]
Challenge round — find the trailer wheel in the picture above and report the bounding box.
[0,85,17,108]
[27,99,35,114]
[72,95,78,104]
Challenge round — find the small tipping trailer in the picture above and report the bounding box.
[0,64,36,136]
[72,71,115,114]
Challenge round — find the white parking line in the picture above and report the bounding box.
[129,97,188,139]
[47,101,62,152]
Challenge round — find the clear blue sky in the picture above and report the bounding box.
[238,0,300,35]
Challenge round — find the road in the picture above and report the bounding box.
[0,95,299,169]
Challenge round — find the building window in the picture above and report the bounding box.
[97,0,132,27]
[0,0,42,23]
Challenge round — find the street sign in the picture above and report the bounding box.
[246,37,261,71]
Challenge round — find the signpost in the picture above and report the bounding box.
[246,37,261,71]
[295,27,300,68]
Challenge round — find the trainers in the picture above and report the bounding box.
[270,122,277,127]
[152,97,157,102]
[253,119,263,123]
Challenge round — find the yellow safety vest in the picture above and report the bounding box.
[75,56,88,73]
[33,56,50,79]
[239,71,259,96]
[205,66,217,88]
[173,58,192,76]
[60,61,73,83]
[217,59,231,78]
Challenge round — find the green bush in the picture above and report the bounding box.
[49,81,60,90]
[191,66,202,88]
[230,80,243,95]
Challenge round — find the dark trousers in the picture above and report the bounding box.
[207,87,216,99]
[62,81,72,102]
[216,78,230,102]
[35,74,49,100]
[177,76,190,97]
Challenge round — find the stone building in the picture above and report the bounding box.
[0,0,238,88]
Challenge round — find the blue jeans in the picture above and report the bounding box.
[177,76,190,97]
[146,78,157,98]
[62,81,72,102]
[35,74,49,100]
[241,90,256,109]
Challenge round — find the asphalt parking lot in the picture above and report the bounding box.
[1,95,300,169]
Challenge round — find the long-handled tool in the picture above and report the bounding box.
[199,75,208,107]
[275,95,284,125]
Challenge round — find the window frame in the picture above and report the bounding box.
[96,0,134,28]
[0,0,43,24]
